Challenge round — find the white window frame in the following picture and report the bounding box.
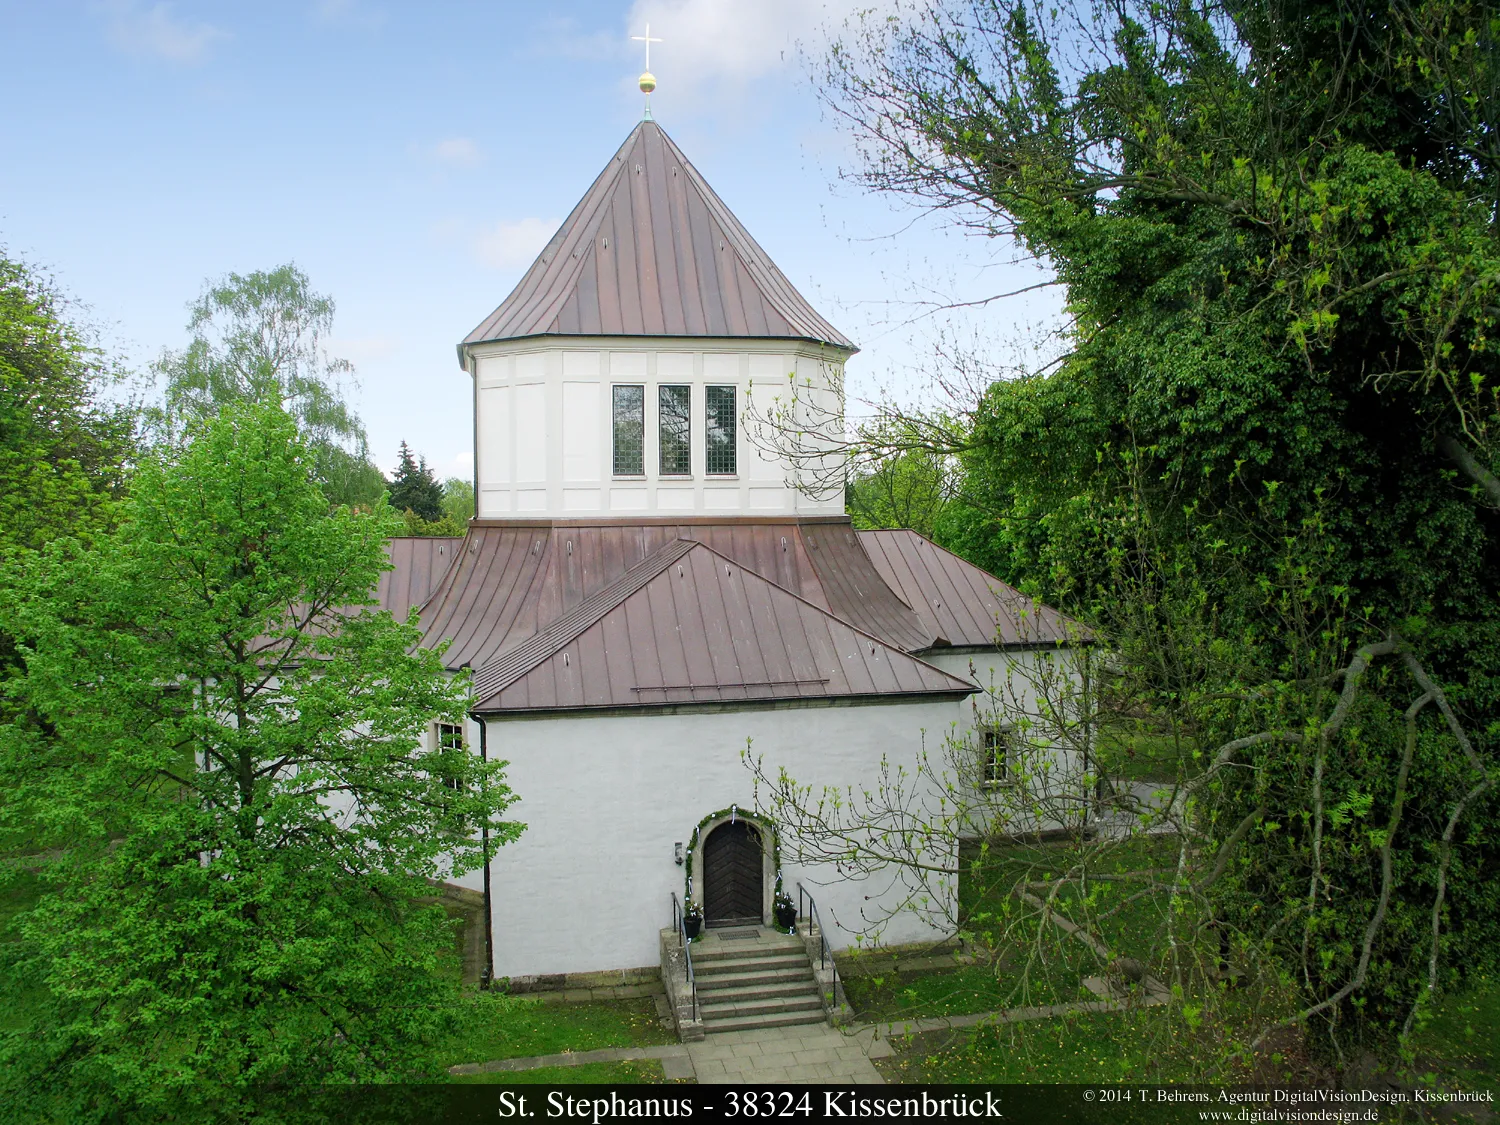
[979,723,1015,788]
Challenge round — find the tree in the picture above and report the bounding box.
[0,251,133,560]
[846,446,955,538]
[388,441,444,523]
[151,263,386,508]
[441,477,474,526]
[787,0,1500,1056]
[0,403,521,1120]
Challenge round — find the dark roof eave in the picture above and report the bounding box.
[915,639,1096,656]
[470,686,977,719]
[459,331,858,360]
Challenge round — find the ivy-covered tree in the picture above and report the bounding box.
[0,403,520,1120]
[787,0,1500,1054]
[388,441,444,523]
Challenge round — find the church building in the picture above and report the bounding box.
[376,114,1081,1031]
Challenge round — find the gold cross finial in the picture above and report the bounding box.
[631,23,662,70]
[631,24,663,118]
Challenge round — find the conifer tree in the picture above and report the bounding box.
[387,441,443,522]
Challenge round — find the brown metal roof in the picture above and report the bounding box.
[472,540,973,713]
[472,538,697,700]
[377,537,463,622]
[411,518,935,672]
[858,529,1086,648]
[462,121,855,350]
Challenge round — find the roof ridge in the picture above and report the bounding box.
[472,536,697,699]
[672,539,973,693]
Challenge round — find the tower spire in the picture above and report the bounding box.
[631,23,662,120]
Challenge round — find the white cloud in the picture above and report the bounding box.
[430,137,481,168]
[447,450,474,479]
[101,1,228,64]
[623,0,877,93]
[326,335,401,364]
[475,217,560,270]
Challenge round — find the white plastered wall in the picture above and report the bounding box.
[453,698,967,978]
[467,337,850,519]
[925,647,1092,838]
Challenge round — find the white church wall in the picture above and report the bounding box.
[459,698,967,979]
[925,647,1092,838]
[466,337,850,520]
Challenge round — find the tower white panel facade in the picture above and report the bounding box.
[467,338,849,520]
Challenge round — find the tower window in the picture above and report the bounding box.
[659,385,691,475]
[612,385,645,475]
[705,385,736,476]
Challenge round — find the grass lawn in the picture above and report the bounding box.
[1402,968,1500,1096]
[1093,729,1197,784]
[877,972,1500,1119]
[450,1060,671,1084]
[843,962,1091,1019]
[875,1006,1221,1084]
[435,994,675,1070]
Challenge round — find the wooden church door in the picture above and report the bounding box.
[702,821,763,927]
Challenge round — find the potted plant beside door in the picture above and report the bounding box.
[774,891,797,932]
[682,900,703,940]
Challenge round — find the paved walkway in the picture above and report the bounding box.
[449,1024,887,1084]
[687,1025,886,1084]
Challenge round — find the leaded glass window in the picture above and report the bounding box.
[659,385,691,475]
[980,725,1011,787]
[705,385,736,475]
[435,722,464,791]
[612,385,645,475]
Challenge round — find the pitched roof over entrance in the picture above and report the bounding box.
[411,518,936,674]
[462,121,855,349]
[470,540,972,713]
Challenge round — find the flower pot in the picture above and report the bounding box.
[774,902,797,930]
[683,915,702,940]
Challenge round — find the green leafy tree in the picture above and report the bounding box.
[0,251,133,559]
[802,0,1500,1053]
[388,441,444,523]
[152,263,385,508]
[441,477,474,525]
[0,403,521,1120]
[846,447,955,538]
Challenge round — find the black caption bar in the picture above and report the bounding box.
[282,1083,1493,1124]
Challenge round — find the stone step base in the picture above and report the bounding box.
[703,1008,828,1034]
[695,955,809,978]
[697,978,820,1004]
[690,954,810,972]
[702,994,825,1020]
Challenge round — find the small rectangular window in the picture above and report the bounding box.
[612,385,645,475]
[659,385,691,475]
[435,722,464,790]
[980,725,1011,787]
[705,385,736,476]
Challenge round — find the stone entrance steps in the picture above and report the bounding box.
[692,928,826,1033]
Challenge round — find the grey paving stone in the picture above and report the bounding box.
[662,1055,696,1080]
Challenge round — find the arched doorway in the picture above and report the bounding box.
[702,820,764,927]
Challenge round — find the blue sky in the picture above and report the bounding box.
[2,0,1058,480]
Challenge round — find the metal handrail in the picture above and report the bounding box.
[669,892,698,1023]
[796,883,844,1010]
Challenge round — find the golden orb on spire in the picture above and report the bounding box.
[639,70,657,94]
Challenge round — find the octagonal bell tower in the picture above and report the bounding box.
[457,120,855,520]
